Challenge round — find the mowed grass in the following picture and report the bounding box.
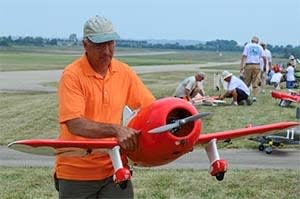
[0,46,289,72]
[0,46,242,71]
[0,92,59,144]
[0,167,299,199]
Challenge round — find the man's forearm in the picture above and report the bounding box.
[66,117,119,138]
[184,89,191,100]
[240,56,246,70]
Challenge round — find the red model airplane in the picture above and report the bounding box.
[8,97,299,188]
[271,90,300,106]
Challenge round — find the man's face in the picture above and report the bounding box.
[83,39,115,68]
[196,75,204,81]
[224,76,231,82]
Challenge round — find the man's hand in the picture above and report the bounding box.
[218,94,224,100]
[116,127,140,151]
[66,117,140,151]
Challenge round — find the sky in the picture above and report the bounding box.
[1,0,299,46]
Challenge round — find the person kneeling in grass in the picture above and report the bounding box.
[218,70,252,106]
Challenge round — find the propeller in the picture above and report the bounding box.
[148,112,210,134]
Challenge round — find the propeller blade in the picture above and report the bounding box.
[148,112,210,134]
[148,122,180,134]
[179,112,210,125]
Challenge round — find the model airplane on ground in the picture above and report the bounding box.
[192,93,226,106]
[8,97,299,188]
[249,128,300,154]
[271,90,300,107]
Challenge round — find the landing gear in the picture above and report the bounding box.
[108,146,132,189]
[265,147,273,154]
[205,139,228,181]
[258,144,265,151]
[216,172,225,181]
[210,159,228,181]
[119,180,129,189]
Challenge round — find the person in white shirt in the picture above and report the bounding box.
[240,36,266,102]
[259,41,272,93]
[218,70,252,106]
[270,66,283,89]
[174,72,205,102]
[286,62,295,89]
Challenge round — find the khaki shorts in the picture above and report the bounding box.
[244,64,261,88]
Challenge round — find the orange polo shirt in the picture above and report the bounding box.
[55,54,155,180]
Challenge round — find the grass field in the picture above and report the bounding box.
[1,167,299,199]
[0,46,299,198]
[0,46,289,71]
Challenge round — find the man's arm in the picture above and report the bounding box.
[240,55,246,72]
[268,60,272,72]
[66,117,139,151]
[199,89,205,96]
[262,56,267,71]
[184,88,191,101]
[219,91,231,100]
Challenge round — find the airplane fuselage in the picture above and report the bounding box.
[126,97,201,166]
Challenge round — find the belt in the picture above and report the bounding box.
[245,63,259,65]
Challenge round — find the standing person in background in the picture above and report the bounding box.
[240,36,267,102]
[55,15,155,199]
[289,55,297,68]
[259,41,272,93]
[286,62,296,89]
[174,72,206,102]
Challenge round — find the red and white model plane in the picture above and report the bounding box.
[8,97,299,188]
[271,90,300,106]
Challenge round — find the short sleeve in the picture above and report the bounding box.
[58,72,85,123]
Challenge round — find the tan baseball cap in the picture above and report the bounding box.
[83,15,120,43]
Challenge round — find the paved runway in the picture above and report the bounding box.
[0,62,239,93]
[1,146,299,169]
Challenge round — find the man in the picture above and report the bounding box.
[259,41,272,93]
[218,71,251,106]
[55,15,155,198]
[289,55,297,68]
[174,72,205,102]
[240,36,266,102]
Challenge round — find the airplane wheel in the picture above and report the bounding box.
[215,172,225,181]
[119,181,128,189]
[265,147,272,154]
[258,144,265,151]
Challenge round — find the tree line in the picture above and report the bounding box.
[0,35,299,58]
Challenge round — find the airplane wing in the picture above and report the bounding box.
[8,139,118,156]
[197,121,299,144]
